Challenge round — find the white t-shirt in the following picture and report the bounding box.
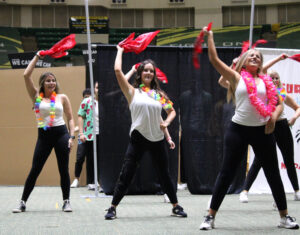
[129,88,164,142]
[38,100,65,127]
[232,77,269,126]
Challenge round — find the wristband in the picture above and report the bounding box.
[36,53,41,59]
[166,137,172,142]
[70,135,75,139]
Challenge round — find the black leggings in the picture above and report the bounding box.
[21,125,71,201]
[210,122,287,211]
[243,119,299,191]
[84,135,100,184]
[112,130,178,205]
[74,142,86,178]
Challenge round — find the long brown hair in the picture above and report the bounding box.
[134,59,169,100]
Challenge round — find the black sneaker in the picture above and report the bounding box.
[105,206,116,220]
[12,200,26,213]
[62,200,72,212]
[172,205,187,217]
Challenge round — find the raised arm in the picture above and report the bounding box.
[124,65,136,81]
[23,52,42,103]
[218,76,230,89]
[262,53,288,74]
[204,27,240,87]
[114,46,135,104]
[285,95,300,126]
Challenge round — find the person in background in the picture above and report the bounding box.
[78,82,101,191]
[13,51,75,213]
[70,88,92,188]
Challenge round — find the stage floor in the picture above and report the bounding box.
[1,186,299,234]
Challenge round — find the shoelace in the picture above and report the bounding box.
[204,215,214,223]
[286,215,297,222]
[106,207,115,213]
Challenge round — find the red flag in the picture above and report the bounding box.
[118,32,135,48]
[241,40,250,55]
[39,34,76,58]
[118,30,160,54]
[289,54,300,62]
[135,63,168,84]
[251,39,267,48]
[241,39,268,56]
[193,22,212,69]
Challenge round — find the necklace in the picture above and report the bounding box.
[241,70,277,118]
[277,87,287,102]
[34,92,56,130]
[139,84,173,111]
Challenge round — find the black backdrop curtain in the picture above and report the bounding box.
[88,45,247,195]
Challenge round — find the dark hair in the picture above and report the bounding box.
[82,88,91,98]
[133,59,169,99]
[38,72,59,93]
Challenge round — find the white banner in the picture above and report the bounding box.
[249,48,300,194]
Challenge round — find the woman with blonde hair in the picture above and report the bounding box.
[200,28,298,230]
[240,55,300,203]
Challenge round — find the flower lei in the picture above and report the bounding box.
[241,69,277,117]
[277,87,287,102]
[139,84,173,111]
[34,92,56,130]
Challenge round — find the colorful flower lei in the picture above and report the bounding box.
[241,70,277,118]
[34,92,56,130]
[277,87,287,102]
[139,84,173,111]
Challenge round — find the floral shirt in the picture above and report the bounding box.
[78,97,99,141]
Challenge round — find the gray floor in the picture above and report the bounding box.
[0,186,299,235]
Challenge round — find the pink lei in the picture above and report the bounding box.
[241,69,277,118]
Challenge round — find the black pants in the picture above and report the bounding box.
[210,122,287,211]
[84,135,100,185]
[112,130,178,205]
[74,142,86,178]
[21,125,70,201]
[243,119,299,191]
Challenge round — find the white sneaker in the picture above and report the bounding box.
[70,179,79,188]
[206,196,212,211]
[294,191,300,201]
[278,215,299,229]
[239,191,248,203]
[177,183,187,191]
[163,194,170,203]
[199,215,215,230]
[62,200,72,212]
[12,200,26,213]
[88,183,99,190]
